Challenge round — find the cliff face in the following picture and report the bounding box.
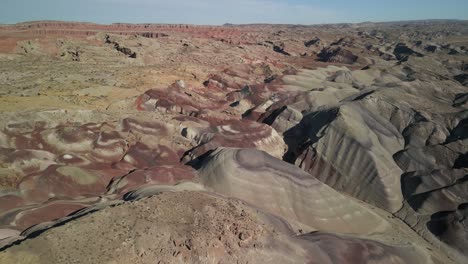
[0,21,248,41]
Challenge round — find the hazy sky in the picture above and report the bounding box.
[1,0,468,25]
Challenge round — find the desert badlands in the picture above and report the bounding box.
[0,19,467,263]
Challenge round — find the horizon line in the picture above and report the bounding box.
[1,18,467,27]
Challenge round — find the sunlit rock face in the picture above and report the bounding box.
[287,103,405,213]
[196,147,391,235]
[246,64,468,261]
[181,120,286,161]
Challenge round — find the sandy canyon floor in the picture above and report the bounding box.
[0,20,467,263]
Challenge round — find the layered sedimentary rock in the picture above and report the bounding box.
[196,147,390,235]
[182,120,286,160]
[0,111,196,234]
[249,63,468,262]
[1,20,468,263]
[285,103,405,213]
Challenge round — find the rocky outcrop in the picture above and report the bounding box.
[272,43,291,56]
[393,43,424,62]
[454,73,468,86]
[105,34,136,58]
[304,37,320,47]
[425,44,439,52]
[182,120,286,161]
[317,47,358,64]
